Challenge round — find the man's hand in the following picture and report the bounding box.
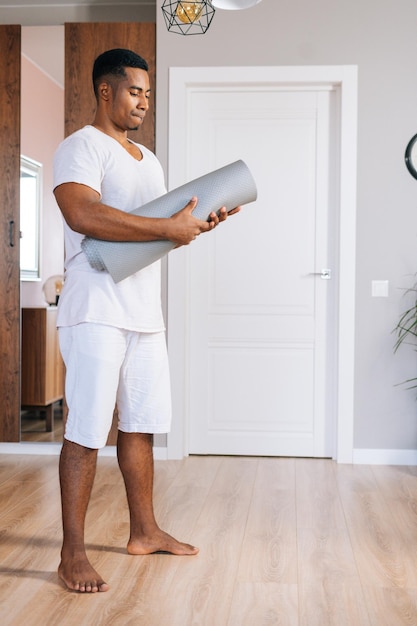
[168,198,241,246]
[208,204,241,226]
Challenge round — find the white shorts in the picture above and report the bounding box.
[58,323,172,449]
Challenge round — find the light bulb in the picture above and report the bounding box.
[175,1,204,23]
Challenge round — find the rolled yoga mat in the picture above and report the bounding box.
[81,159,257,283]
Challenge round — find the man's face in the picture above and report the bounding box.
[108,67,151,132]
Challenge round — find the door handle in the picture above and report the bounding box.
[9,220,15,247]
[309,269,331,280]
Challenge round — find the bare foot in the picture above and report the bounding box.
[58,553,109,593]
[127,529,199,556]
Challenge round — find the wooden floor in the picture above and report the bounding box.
[1,455,417,625]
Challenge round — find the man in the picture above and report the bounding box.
[53,48,239,593]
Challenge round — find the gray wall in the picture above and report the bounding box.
[155,0,417,452]
[3,1,417,452]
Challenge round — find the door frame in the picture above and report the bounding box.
[166,65,358,463]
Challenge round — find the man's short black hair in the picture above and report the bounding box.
[92,48,149,97]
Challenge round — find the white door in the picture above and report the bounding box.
[167,67,358,460]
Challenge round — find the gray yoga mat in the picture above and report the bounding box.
[81,159,257,283]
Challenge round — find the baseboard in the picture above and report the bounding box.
[353,448,417,465]
[1,443,413,465]
[0,442,168,460]
[0,442,63,455]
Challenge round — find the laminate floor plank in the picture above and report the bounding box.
[295,459,347,530]
[336,464,417,589]
[0,454,59,491]
[362,585,417,626]
[146,456,259,626]
[151,455,223,544]
[298,582,371,626]
[370,465,417,565]
[297,526,360,585]
[236,457,297,584]
[228,582,299,626]
[371,465,417,500]
[0,484,61,563]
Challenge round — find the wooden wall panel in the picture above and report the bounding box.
[65,23,156,446]
[65,22,155,151]
[0,25,21,441]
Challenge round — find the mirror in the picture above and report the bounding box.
[20,27,65,444]
[20,155,42,281]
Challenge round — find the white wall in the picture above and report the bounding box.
[155,0,417,454]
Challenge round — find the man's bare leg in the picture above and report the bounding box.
[117,431,199,556]
[58,439,110,592]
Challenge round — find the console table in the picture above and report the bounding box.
[21,306,64,431]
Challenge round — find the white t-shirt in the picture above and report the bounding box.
[53,125,167,332]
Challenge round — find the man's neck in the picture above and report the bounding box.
[91,120,143,161]
[91,119,128,145]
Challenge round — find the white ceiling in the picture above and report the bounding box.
[0,0,154,5]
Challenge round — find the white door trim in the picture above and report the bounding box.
[166,65,358,463]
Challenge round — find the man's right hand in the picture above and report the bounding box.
[167,197,213,246]
[168,196,239,247]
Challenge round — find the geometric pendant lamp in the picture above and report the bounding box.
[161,1,216,35]
[161,0,263,35]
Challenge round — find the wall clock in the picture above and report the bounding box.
[405,133,417,179]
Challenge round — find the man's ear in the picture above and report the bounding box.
[97,80,111,102]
